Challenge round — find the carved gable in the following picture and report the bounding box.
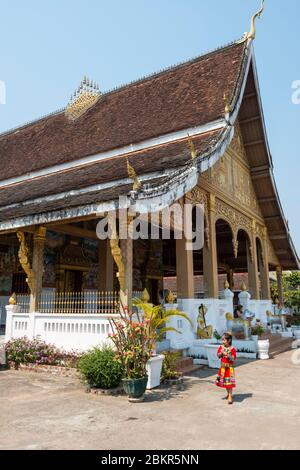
[202,125,263,218]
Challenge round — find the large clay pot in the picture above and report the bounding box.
[257,339,270,360]
[122,376,148,399]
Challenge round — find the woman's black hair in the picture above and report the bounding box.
[223,332,233,346]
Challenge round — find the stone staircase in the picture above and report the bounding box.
[175,355,202,375]
[262,332,293,357]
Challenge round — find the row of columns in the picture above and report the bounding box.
[174,193,274,301]
[23,208,284,311]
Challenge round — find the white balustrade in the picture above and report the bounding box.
[5,307,119,352]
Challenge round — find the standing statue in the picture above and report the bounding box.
[197,304,213,339]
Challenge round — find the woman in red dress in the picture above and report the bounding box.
[215,332,236,405]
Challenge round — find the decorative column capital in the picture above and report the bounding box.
[33,226,47,242]
[262,226,268,241]
[251,219,256,235]
[276,266,283,276]
[208,194,216,213]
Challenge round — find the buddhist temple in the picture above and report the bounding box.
[0,2,299,350]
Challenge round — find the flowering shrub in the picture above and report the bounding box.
[78,346,123,389]
[109,307,155,379]
[5,337,82,368]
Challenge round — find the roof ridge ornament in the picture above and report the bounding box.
[65,76,101,121]
[224,93,232,115]
[127,158,142,191]
[187,136,197,161]
[246,0,265,41]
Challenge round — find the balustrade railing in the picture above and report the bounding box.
[16,291,121,315]
[16,294,30,314]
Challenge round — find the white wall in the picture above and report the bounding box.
[165,298,233,350]
[5,308,119,352]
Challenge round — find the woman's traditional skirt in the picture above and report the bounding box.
[215,364,236,389]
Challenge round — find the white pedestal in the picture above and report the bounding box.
[146,355,164,390]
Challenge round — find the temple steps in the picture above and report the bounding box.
[175,356,203,375]
[262,333,293,357]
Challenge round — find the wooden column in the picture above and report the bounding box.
[176,237,194,299]
[30,227,47,313]
[120,216,133,303]
[98,240,114,291]
[276,266,284,306]
[247,221,260,300]
[203,194,219,299]
[260,229,271,300]
[121,237,133,302]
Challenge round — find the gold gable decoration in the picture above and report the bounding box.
[65,76,101,121]
[246,0,265,41]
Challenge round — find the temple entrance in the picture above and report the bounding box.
[148,278,160,305]
[64,270,83,293]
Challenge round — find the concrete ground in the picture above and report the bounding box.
[0,348,299,450]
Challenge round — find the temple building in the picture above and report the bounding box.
[0,5,299,350]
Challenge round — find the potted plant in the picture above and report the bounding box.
[109,304,154,401]
[160,350,182,385]
[133,298,192,389]
[254,325,270,360]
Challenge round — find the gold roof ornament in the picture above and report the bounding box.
[224,93,232,115]
[241,281,248,292]
[246,0,265,41]
[187,136,197,161]
[9,293,17,305]
[224,280,230,290]
[127,158,142,191]
[65,76,101,121]
[165,290,176,304]
[141,288,150,303]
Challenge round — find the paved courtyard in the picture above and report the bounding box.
[0,346,299,451]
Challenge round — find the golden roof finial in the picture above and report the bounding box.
[9,293,17,305]
[141,288,150,303]
[127,158,141,191]
[246,0,265,40]
[224,93,232,114]
[224,280,230,290]
[66,76,101,121]
[187,136,197,161]
[241,282,248,292]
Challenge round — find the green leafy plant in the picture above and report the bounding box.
[133,298,192,350]
[251,325,265,337]
[78,346,124,389]
[213,330,222,341]
[161,351,181,381]
[109,305,154,379]
[290,316,300,326]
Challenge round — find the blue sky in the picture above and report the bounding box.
[0,0,299,256]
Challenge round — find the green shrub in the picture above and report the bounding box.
[78,346,123,389]
[161,350,181,381]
